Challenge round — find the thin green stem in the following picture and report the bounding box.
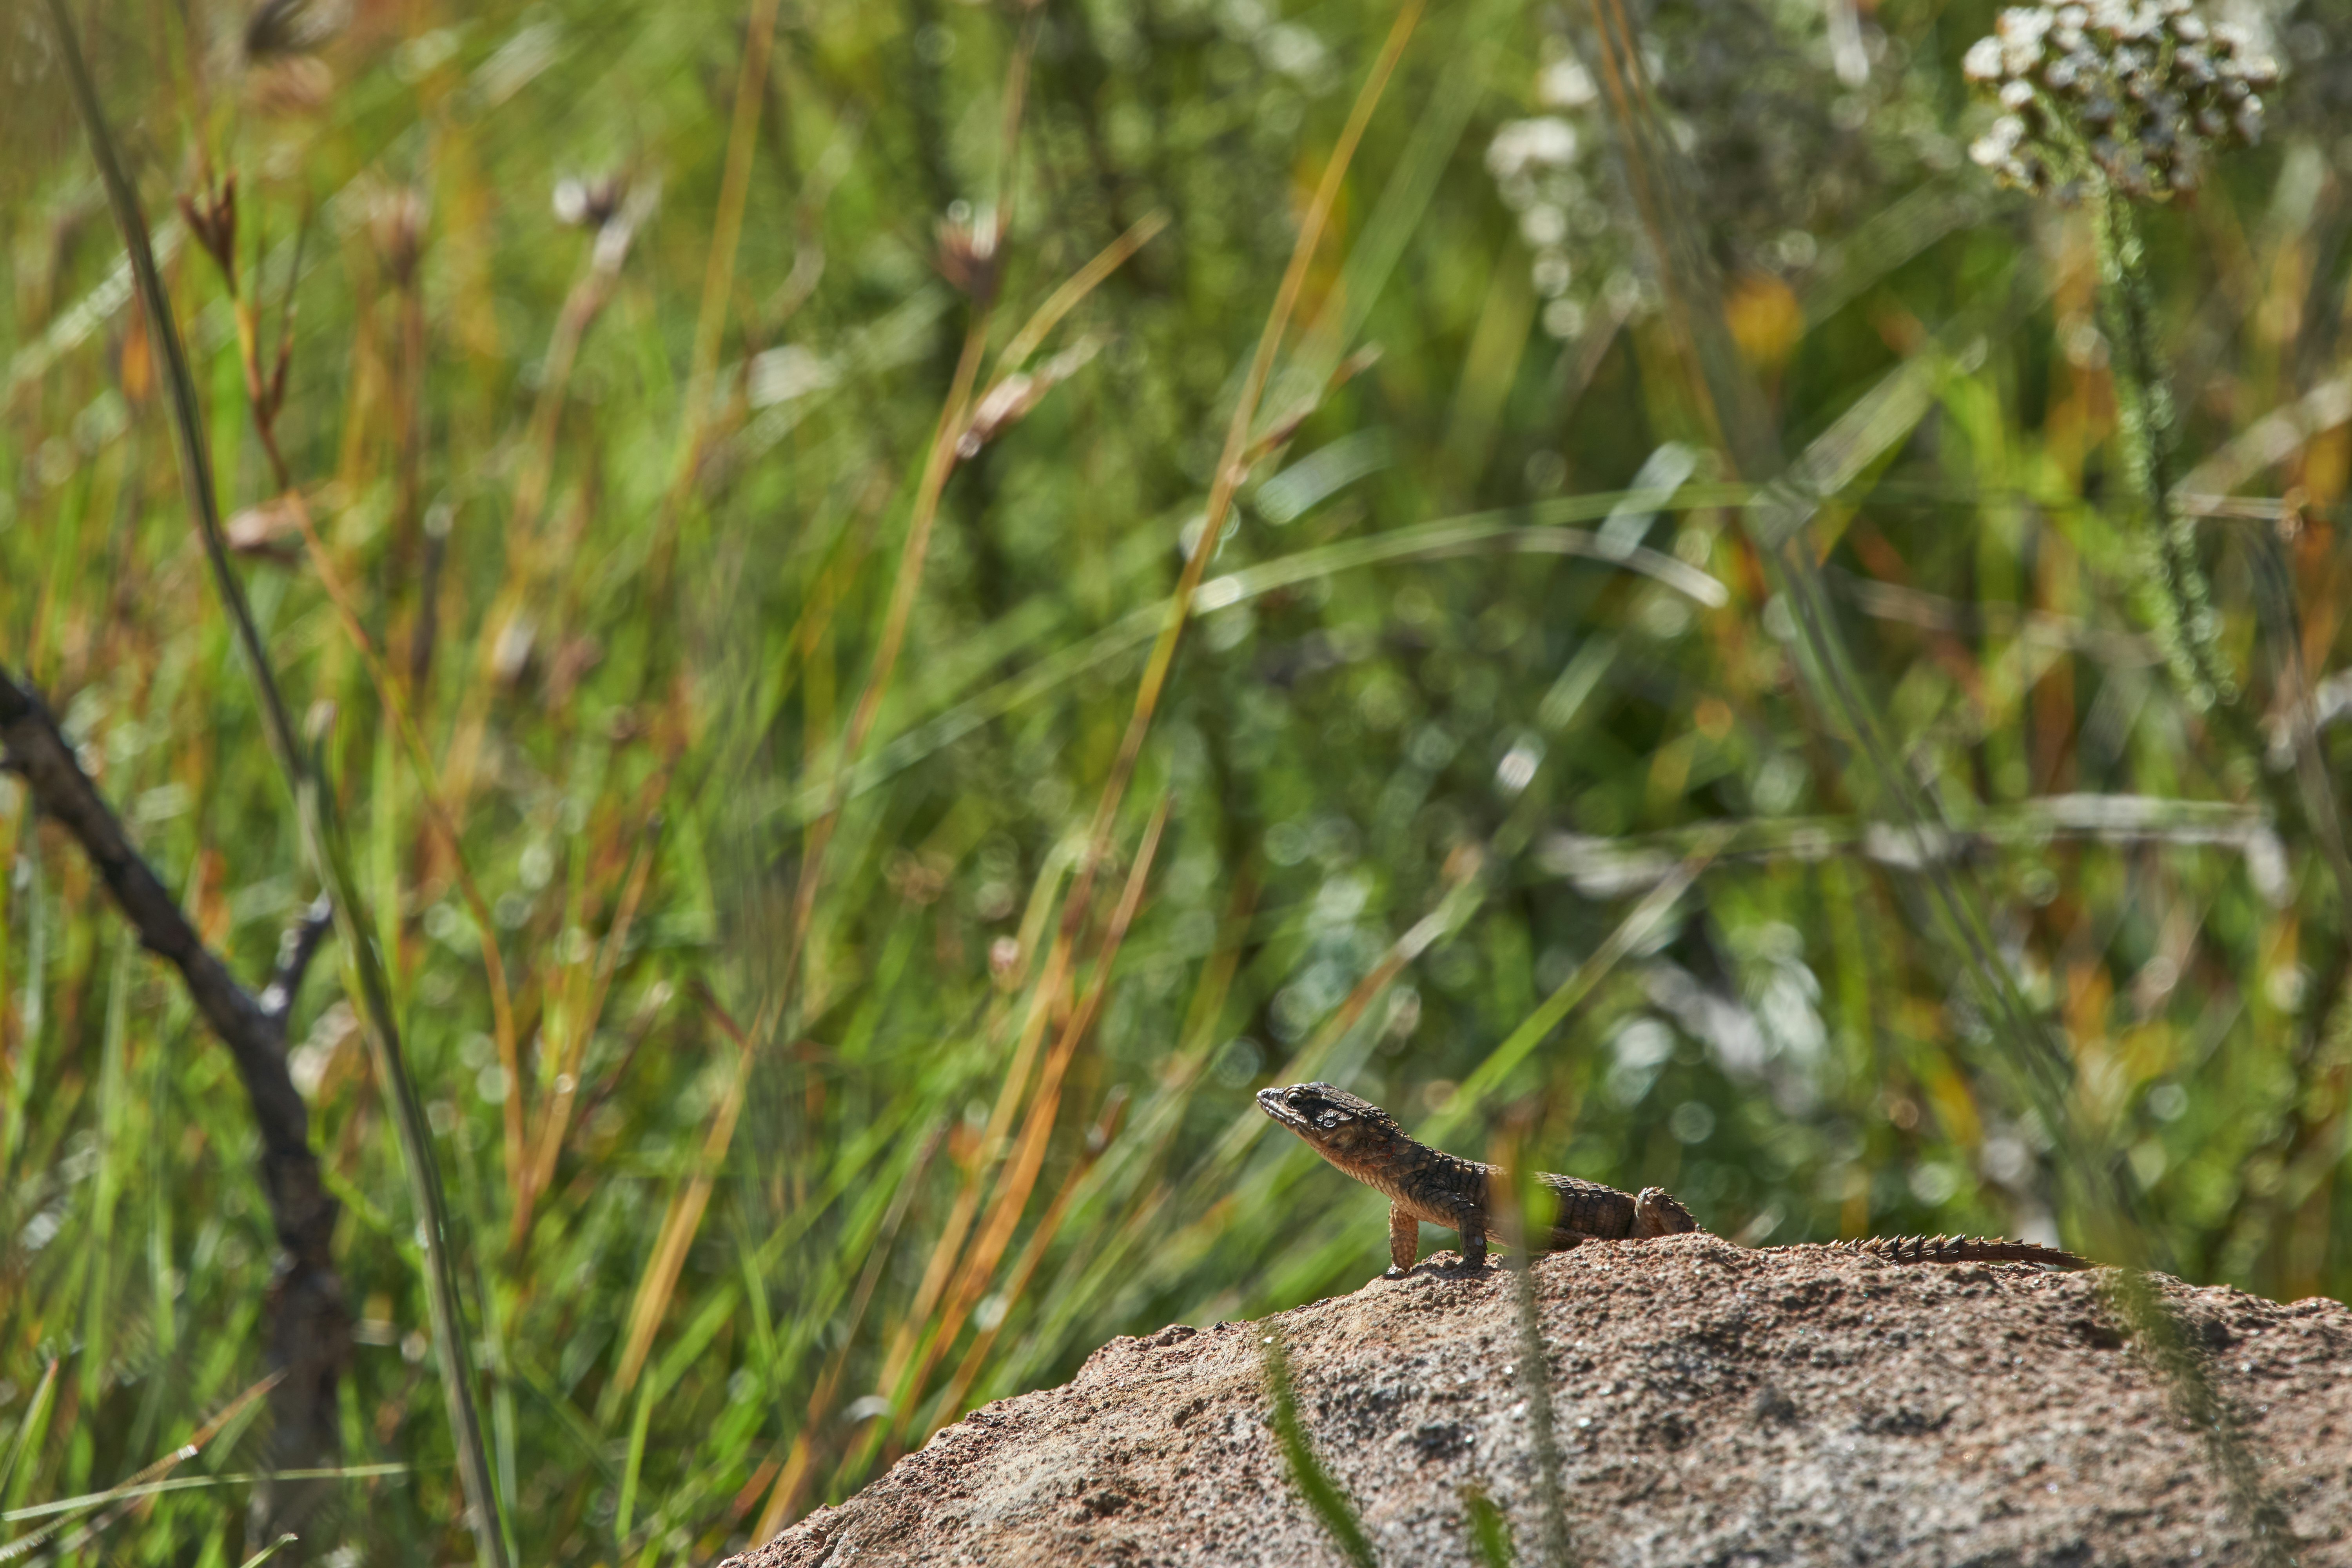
[1592,9,2302,1550]
[1463,1486,1517,1568]
[2091,183,2232,712]
[1490,1149,1577,1568]
[2103,1270,2296,1568]
[2092,174,2352,998]
[1261,1328,1378,1568]
[42,4,509,1563]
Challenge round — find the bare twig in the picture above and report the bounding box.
[0,669,342,1538]
[261,893,335,1024]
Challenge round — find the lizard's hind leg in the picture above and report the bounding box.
[1446,1196,1490,1270]
[1456,1224,1488,1271]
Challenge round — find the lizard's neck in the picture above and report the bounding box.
[1319,1125,1485,1203]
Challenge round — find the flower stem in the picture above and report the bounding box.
[2090,180,2234,712]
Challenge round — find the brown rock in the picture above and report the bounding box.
[721,1234,2352,1566]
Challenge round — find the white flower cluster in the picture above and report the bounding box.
[1964,1,2278,198]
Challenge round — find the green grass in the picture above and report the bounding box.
[1262,1326,1379,1568]
[3,0,2350,1561]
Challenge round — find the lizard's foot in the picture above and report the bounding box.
[1382,1265,1410,1280]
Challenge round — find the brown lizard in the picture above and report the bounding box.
[1256,1082,2092,1276]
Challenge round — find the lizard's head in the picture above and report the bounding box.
[1255,1082,1404,1164]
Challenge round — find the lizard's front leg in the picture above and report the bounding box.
[1387,1201,1419,1278]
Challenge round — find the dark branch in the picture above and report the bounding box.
[0,662,347,1532]
[0,665,313,1164]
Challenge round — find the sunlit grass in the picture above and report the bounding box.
[2,0,2348,1562]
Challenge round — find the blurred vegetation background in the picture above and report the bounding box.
[3,0,2350,1560]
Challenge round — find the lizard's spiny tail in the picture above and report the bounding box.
[1838,1234,2093,1270]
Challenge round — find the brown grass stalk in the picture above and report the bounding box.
[882,793,1171,1458]
[0,1373,281,1562]
[510,796,668,1254]
[774,62,1155,1068]
[869,838,1084,1402]
[186,149,536,1223]
[441,211,642,818]
[927,1087,1127,1428]
[851,20,1422,1458]
[239,471,532,1222]
[864,0,1421,1436]
[637,0,787,601]
[779,309,992,1003]
[942,809,1167,1327]
[606,989,769,1405]
[1061,0,1424,949]
[747,1120,949,1541]
[766,13,1054,1019]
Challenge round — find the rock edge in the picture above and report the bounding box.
[722,1234,2352,1567]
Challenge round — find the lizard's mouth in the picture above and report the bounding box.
[1255,1086,1308,1132]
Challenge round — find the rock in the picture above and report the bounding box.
[720,1233,2352,1566]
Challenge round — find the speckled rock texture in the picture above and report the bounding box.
[721,1233,2352,1567]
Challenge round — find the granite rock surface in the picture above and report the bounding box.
[722,1233,2352,1566]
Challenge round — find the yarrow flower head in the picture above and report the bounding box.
[1962,1,2278,199]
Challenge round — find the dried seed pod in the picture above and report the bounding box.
[935,205,1003,304]
[244,0,345,62]
[368,185,426,290]
[552,174,625,232]
[177,176,238,283]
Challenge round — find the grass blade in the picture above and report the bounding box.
[236,1534,300,1568]
[1261,1327,1377,1568]
[1487,1132,1578,1568]
[1463,1486,1515,1568]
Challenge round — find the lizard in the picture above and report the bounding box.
[1256,1082,2092,1277]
